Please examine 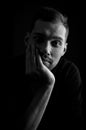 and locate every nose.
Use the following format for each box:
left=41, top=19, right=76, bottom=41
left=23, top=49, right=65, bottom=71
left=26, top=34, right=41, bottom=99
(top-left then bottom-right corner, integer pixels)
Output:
left=41, top=41, right=51, bottom=55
